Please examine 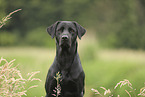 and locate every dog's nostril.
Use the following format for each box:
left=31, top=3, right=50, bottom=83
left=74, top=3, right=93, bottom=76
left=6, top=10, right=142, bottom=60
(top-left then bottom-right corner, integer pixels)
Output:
left=62, top=35, right=68, bottom=40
